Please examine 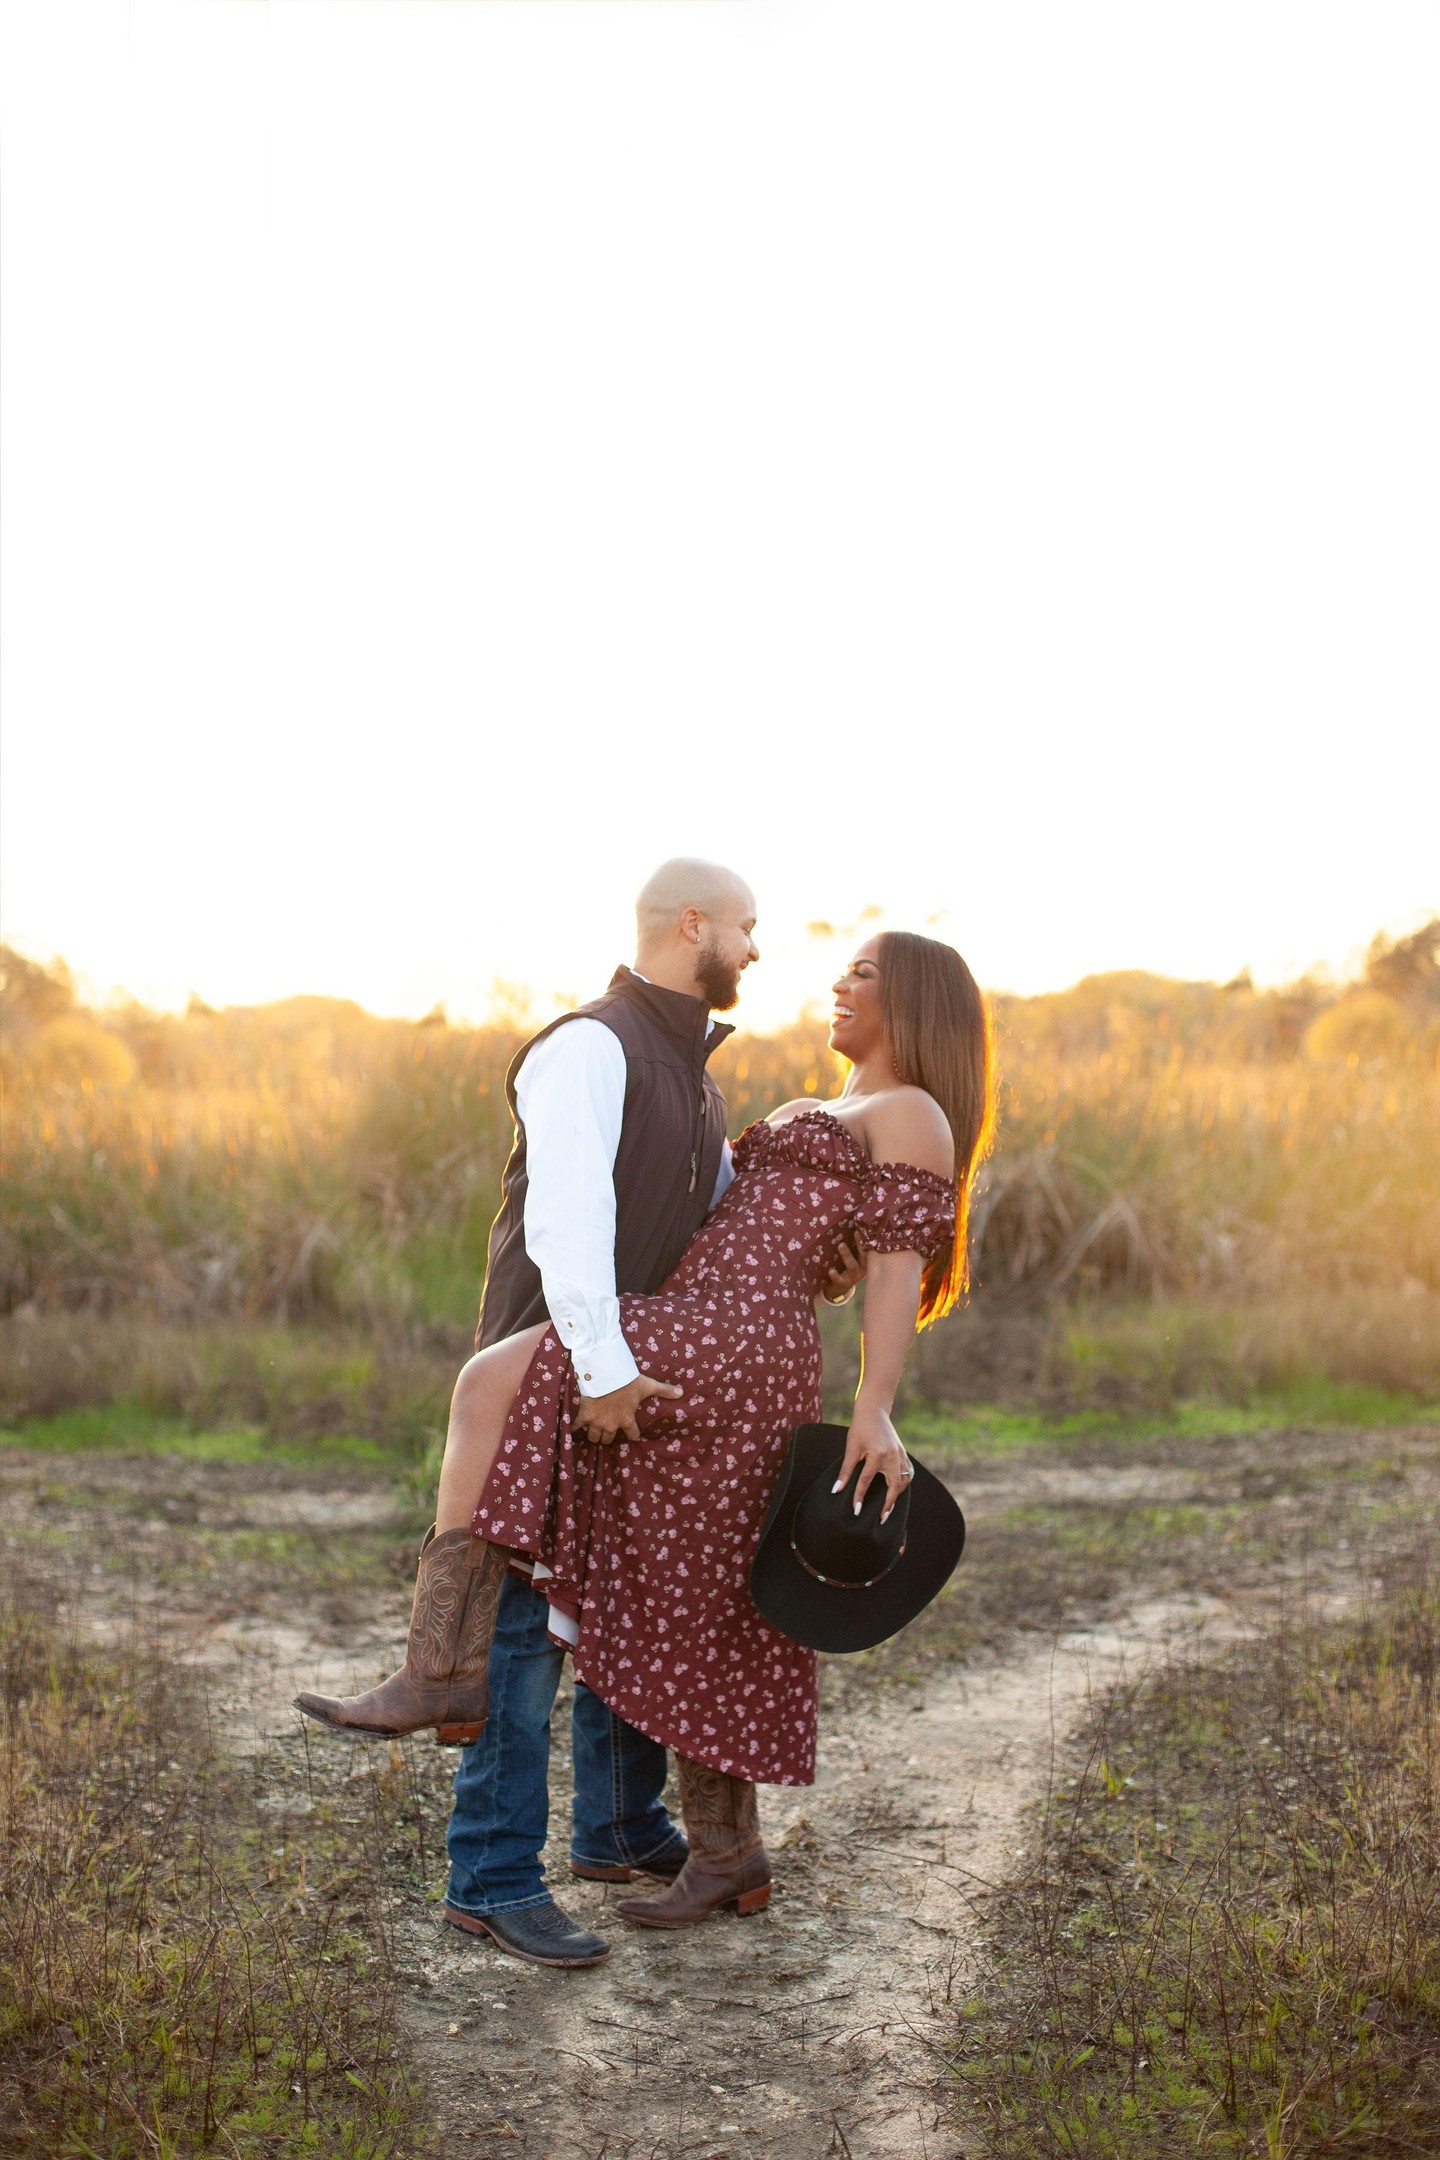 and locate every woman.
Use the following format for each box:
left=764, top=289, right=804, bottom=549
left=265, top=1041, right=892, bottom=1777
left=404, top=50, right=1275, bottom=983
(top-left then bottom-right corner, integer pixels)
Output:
left=298, top=930, right=995, bottom=1925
